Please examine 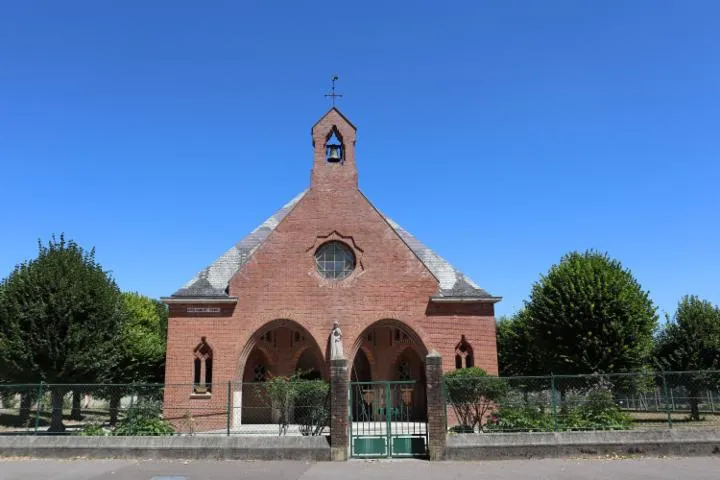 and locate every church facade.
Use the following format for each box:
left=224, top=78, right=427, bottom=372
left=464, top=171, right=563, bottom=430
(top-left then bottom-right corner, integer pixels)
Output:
left=162, top=108, right=500, bottom=433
